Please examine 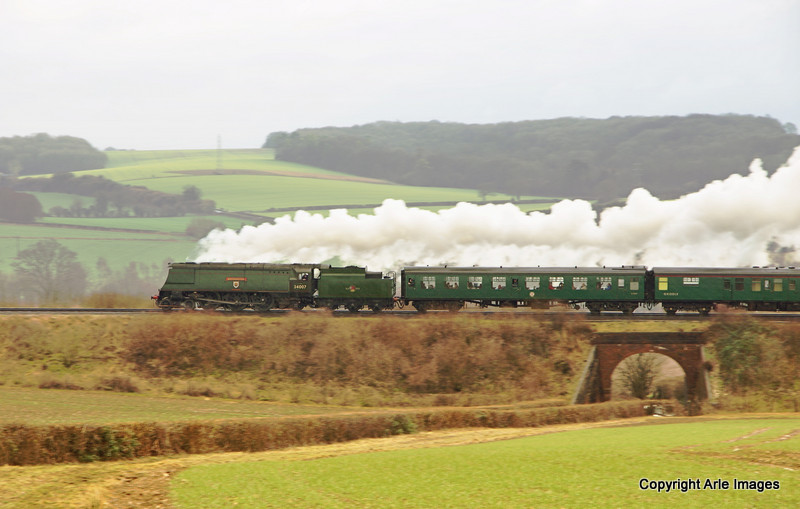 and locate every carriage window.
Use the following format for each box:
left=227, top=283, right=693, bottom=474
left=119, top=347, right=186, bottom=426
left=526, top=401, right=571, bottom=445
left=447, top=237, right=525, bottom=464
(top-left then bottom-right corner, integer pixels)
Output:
left=549, top=276, right=564, bottom=290
left=598, top=277, right=613, bottom=290
left=445, top=276, right=459, bottom=289
left=735, top=278, right=744, bottom=291
left=752, top=279, right=761, bottom=292
left=407, top=277, right=415, bottom=287
left=765, top=279, right=771, bottom=290
left=572, top=277, right=588, bottom=290
left=492, top=276, right=506, bottom=290
left=683, top=277, right=699, bottom=285
left=618, top=278, right=625, bottom=288
left=421, top=276, right=436, bottom=289
left=774, top=279, right=783, bottom=292
left=658, top=277, right=668, bottom=291
left=790, top=279, right=797, bottom=291
left=723, top=279, right=731, bottom=291
left=468, top=276, right=483, bottom=289
left=525, top=277, right=540, bottom=290
left=511, top=278, right=519, bottom=288
left=630, top=279, right=640, bottom=291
